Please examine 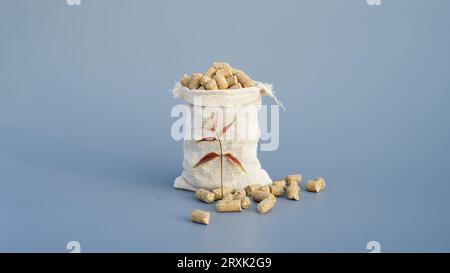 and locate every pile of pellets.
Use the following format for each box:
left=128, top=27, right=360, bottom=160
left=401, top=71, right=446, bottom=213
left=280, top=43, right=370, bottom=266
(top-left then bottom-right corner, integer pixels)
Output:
left=180, top=62, right=256, bottom=90
left=191, top=175, right=327, bottom=225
